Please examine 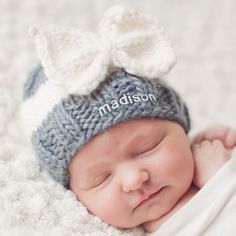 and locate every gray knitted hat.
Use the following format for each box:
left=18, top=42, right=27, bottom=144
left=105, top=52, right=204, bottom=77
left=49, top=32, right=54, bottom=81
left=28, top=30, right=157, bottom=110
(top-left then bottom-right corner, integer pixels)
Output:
left=21, top=5, right=190, bottom=188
